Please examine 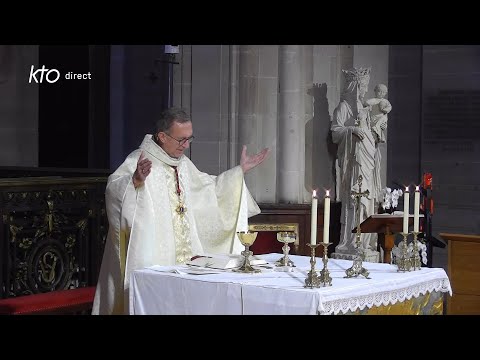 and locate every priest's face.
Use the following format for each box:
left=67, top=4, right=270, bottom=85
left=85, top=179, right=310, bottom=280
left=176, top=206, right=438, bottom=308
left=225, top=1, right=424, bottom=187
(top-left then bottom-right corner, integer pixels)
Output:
left=159, top=120, right=193, bottom=159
